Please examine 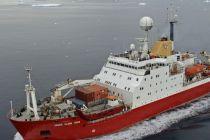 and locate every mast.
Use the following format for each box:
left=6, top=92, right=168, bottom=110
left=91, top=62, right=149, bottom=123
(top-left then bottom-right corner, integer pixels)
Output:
left=167, top=5, right=178, bottom=51
left=25, top=66, right=39, bottom=120
left=10, top=100, right=14, bottom=118
left=139, top=16, right=154, bottom=59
